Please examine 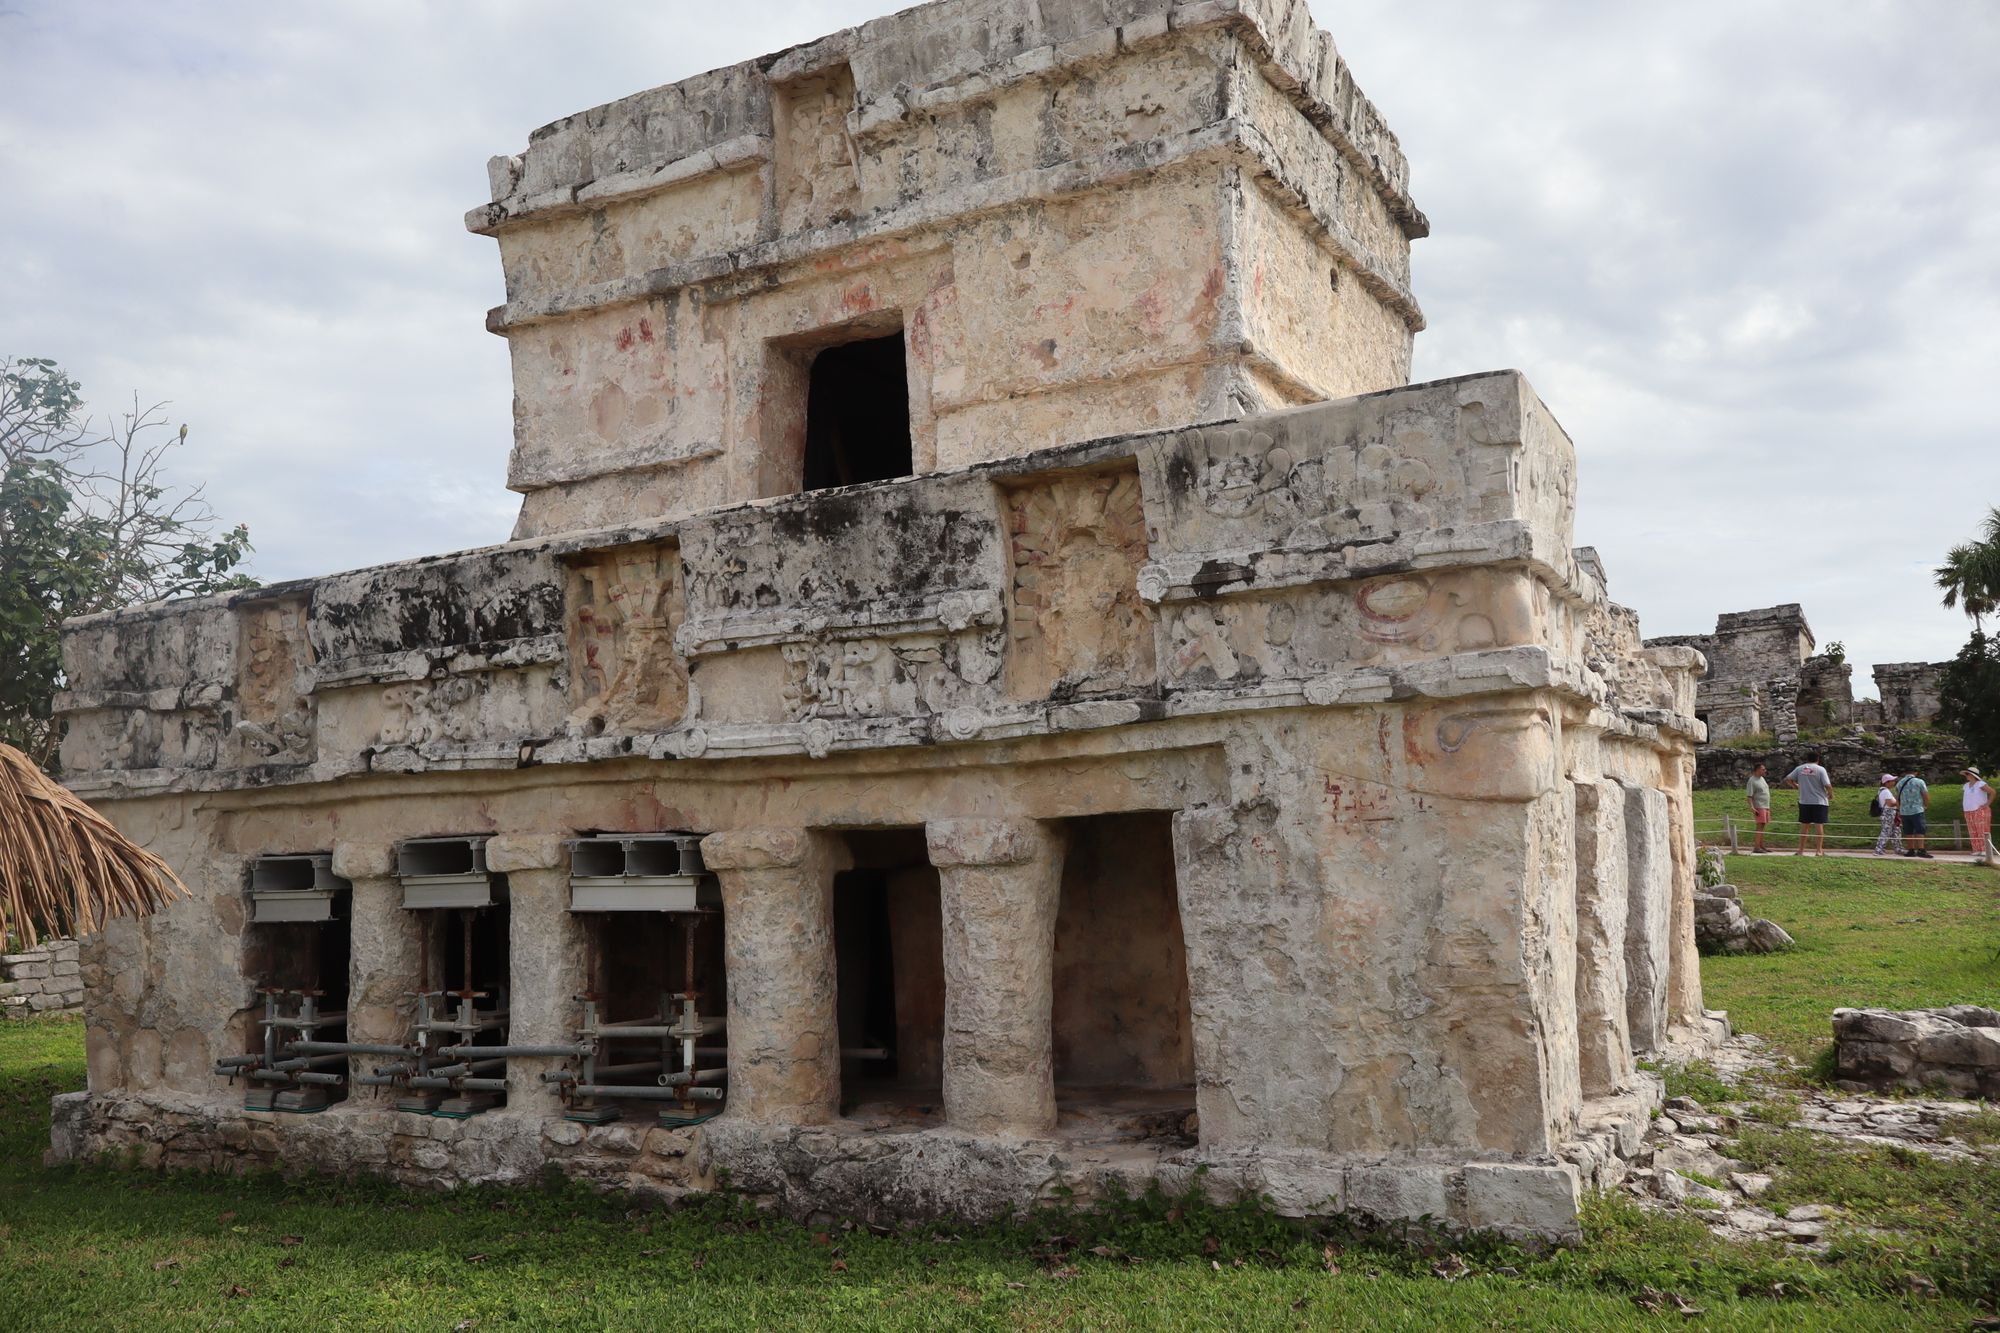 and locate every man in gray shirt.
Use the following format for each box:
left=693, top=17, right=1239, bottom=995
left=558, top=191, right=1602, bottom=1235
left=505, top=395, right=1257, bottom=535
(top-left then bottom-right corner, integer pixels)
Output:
left=1745, top=762, right=1772, bottom=852
left=1783, top=752, right=1833, bottom=856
